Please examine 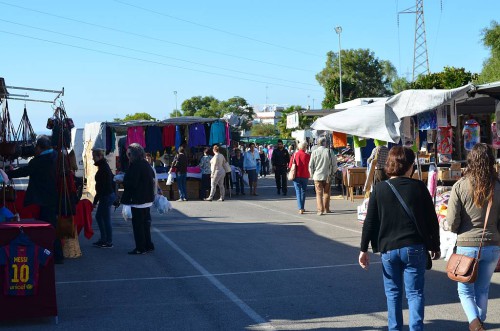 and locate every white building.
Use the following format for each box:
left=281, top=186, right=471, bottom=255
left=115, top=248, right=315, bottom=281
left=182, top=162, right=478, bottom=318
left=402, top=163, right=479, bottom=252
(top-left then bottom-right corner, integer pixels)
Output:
left=253, top=104, right=286, bottom=125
